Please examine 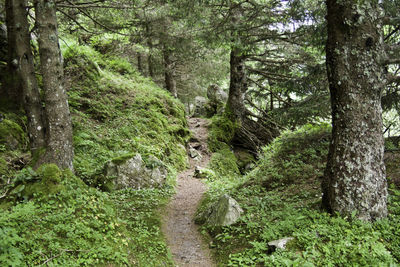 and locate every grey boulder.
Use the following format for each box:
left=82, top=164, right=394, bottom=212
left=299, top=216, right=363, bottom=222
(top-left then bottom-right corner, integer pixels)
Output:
left=105, top=154, right=167, bottom=190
